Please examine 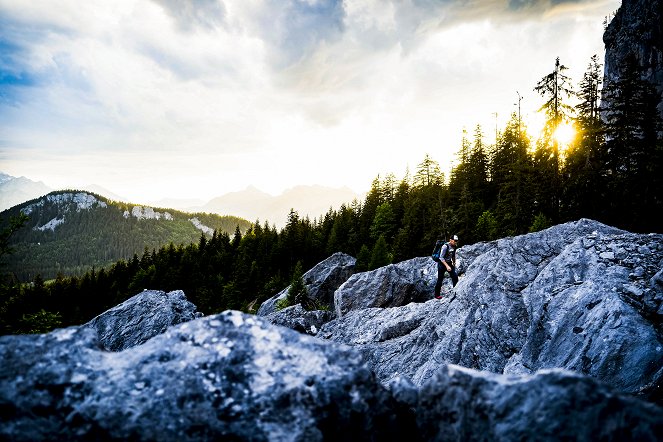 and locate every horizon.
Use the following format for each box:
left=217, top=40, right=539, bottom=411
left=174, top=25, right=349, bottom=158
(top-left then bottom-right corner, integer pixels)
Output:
left=1, top=0, right=621, bottom=202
